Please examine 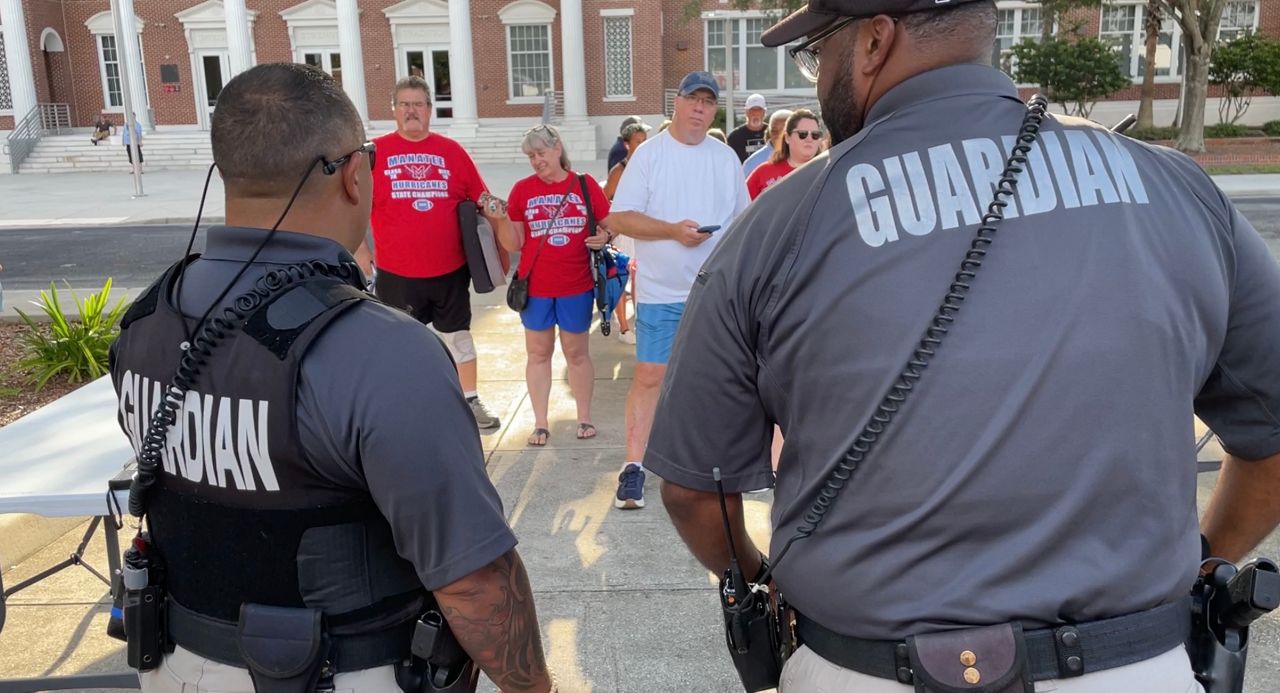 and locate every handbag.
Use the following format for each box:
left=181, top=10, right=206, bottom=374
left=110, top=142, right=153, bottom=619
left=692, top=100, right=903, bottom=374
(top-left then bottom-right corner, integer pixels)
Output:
left=505, top=175, right=582, bottom=312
